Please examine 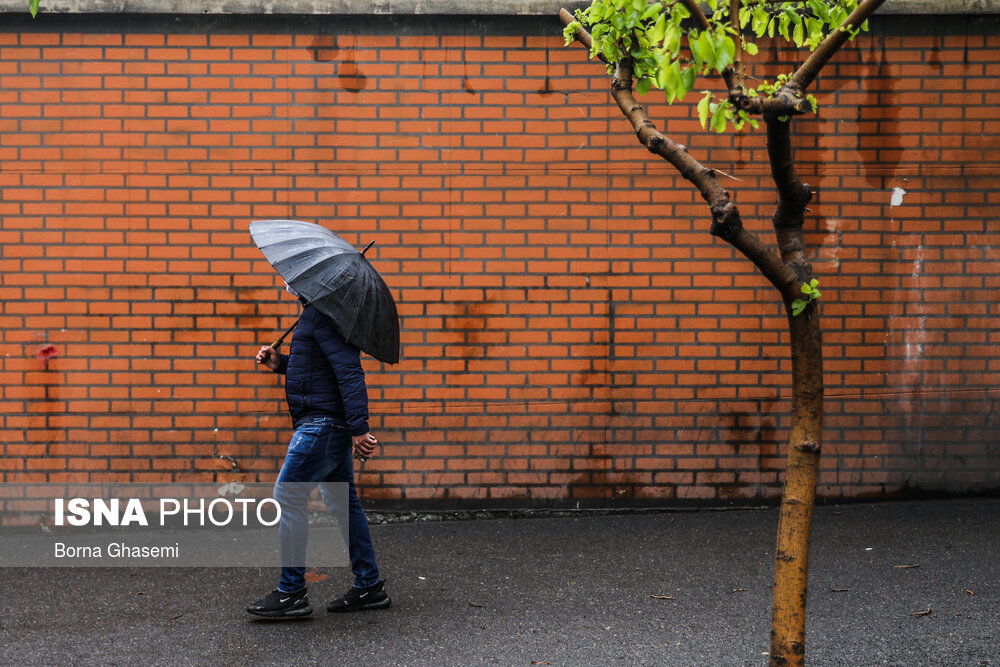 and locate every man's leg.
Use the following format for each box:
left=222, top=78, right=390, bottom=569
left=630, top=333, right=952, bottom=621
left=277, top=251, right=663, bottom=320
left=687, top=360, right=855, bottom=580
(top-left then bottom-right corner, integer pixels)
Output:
left=321, top=473, right=380, bottom=587
left=247, top=418, right=337, bottom=618
left=322, top=441, right=390, bottom=612
left=274, top=478, right=311, bottom=595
